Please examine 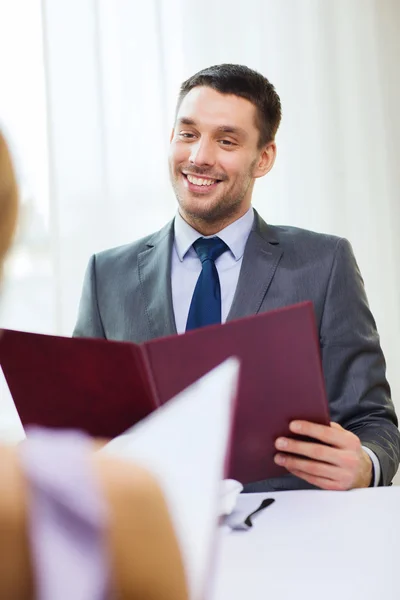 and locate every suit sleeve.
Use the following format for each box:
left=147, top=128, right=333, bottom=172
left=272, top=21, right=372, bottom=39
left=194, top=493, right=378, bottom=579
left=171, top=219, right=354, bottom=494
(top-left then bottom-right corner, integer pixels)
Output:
left=73, top=255, right=106, bottom=339
left=320, top=237, right=400, bottom=485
